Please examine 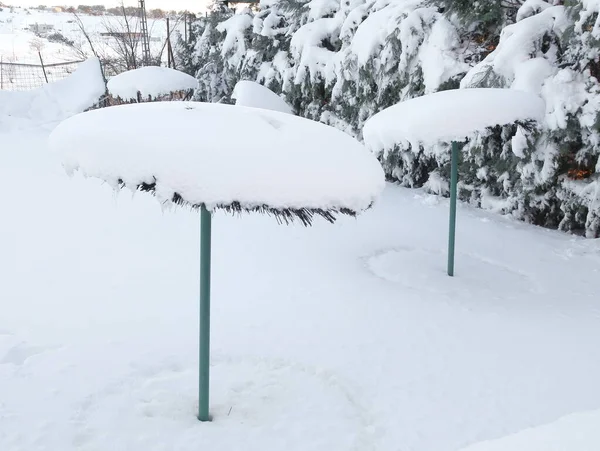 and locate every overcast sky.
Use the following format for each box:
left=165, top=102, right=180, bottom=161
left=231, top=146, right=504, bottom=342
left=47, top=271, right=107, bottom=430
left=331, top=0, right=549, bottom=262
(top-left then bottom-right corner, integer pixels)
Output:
left=9, top=0, right=211, bottom=13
